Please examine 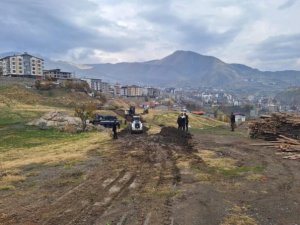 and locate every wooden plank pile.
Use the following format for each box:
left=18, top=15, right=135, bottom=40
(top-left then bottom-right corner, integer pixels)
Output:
left=249, top=113, right=300, bottom=141
left=249, top=113, right=300, bottom=160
